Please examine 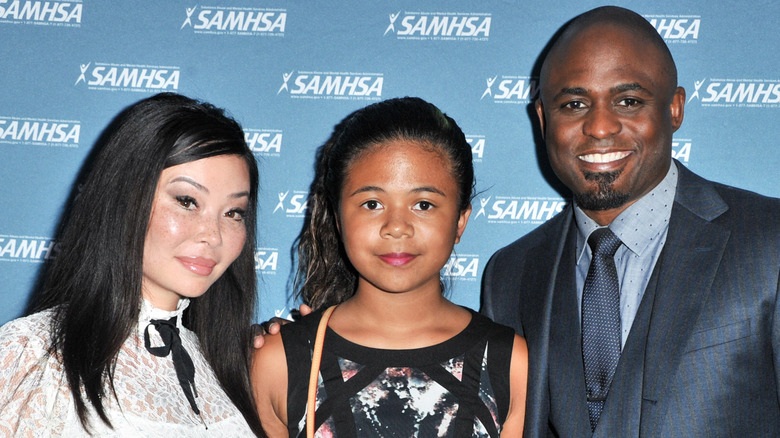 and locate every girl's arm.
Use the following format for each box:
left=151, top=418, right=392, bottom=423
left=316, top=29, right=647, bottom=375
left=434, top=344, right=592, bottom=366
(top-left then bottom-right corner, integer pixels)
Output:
left=251, top=332, right=290, bottom=437
left=501, top=334, right=528, bottom=437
